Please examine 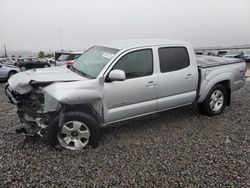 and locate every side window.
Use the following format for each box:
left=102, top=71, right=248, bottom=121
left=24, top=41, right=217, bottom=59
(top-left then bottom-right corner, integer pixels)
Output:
left=112, top=49, right=153, bottom=79
left=158, top=47, right=190, bottom=73
left=23, top=58, right=29, bottom=62
left=31, top=58, right=38, bottom=62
